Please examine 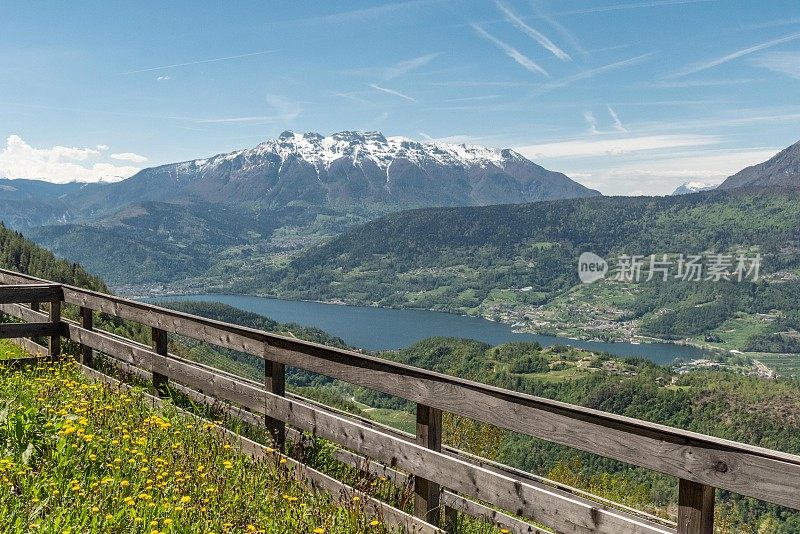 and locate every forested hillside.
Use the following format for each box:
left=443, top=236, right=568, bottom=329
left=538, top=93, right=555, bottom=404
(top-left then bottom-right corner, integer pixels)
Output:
left=0, top=222, right=107, bottom=291
left=258, top=188, right=800, bottom=347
